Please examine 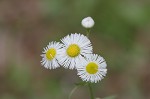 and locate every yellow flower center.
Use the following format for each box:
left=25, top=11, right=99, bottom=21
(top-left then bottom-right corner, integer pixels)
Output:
left=46, top=48, right=56, bottom=60
left=86, top=62, right=98, bottom=74
left=67, top=44, right=80, bottom=57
